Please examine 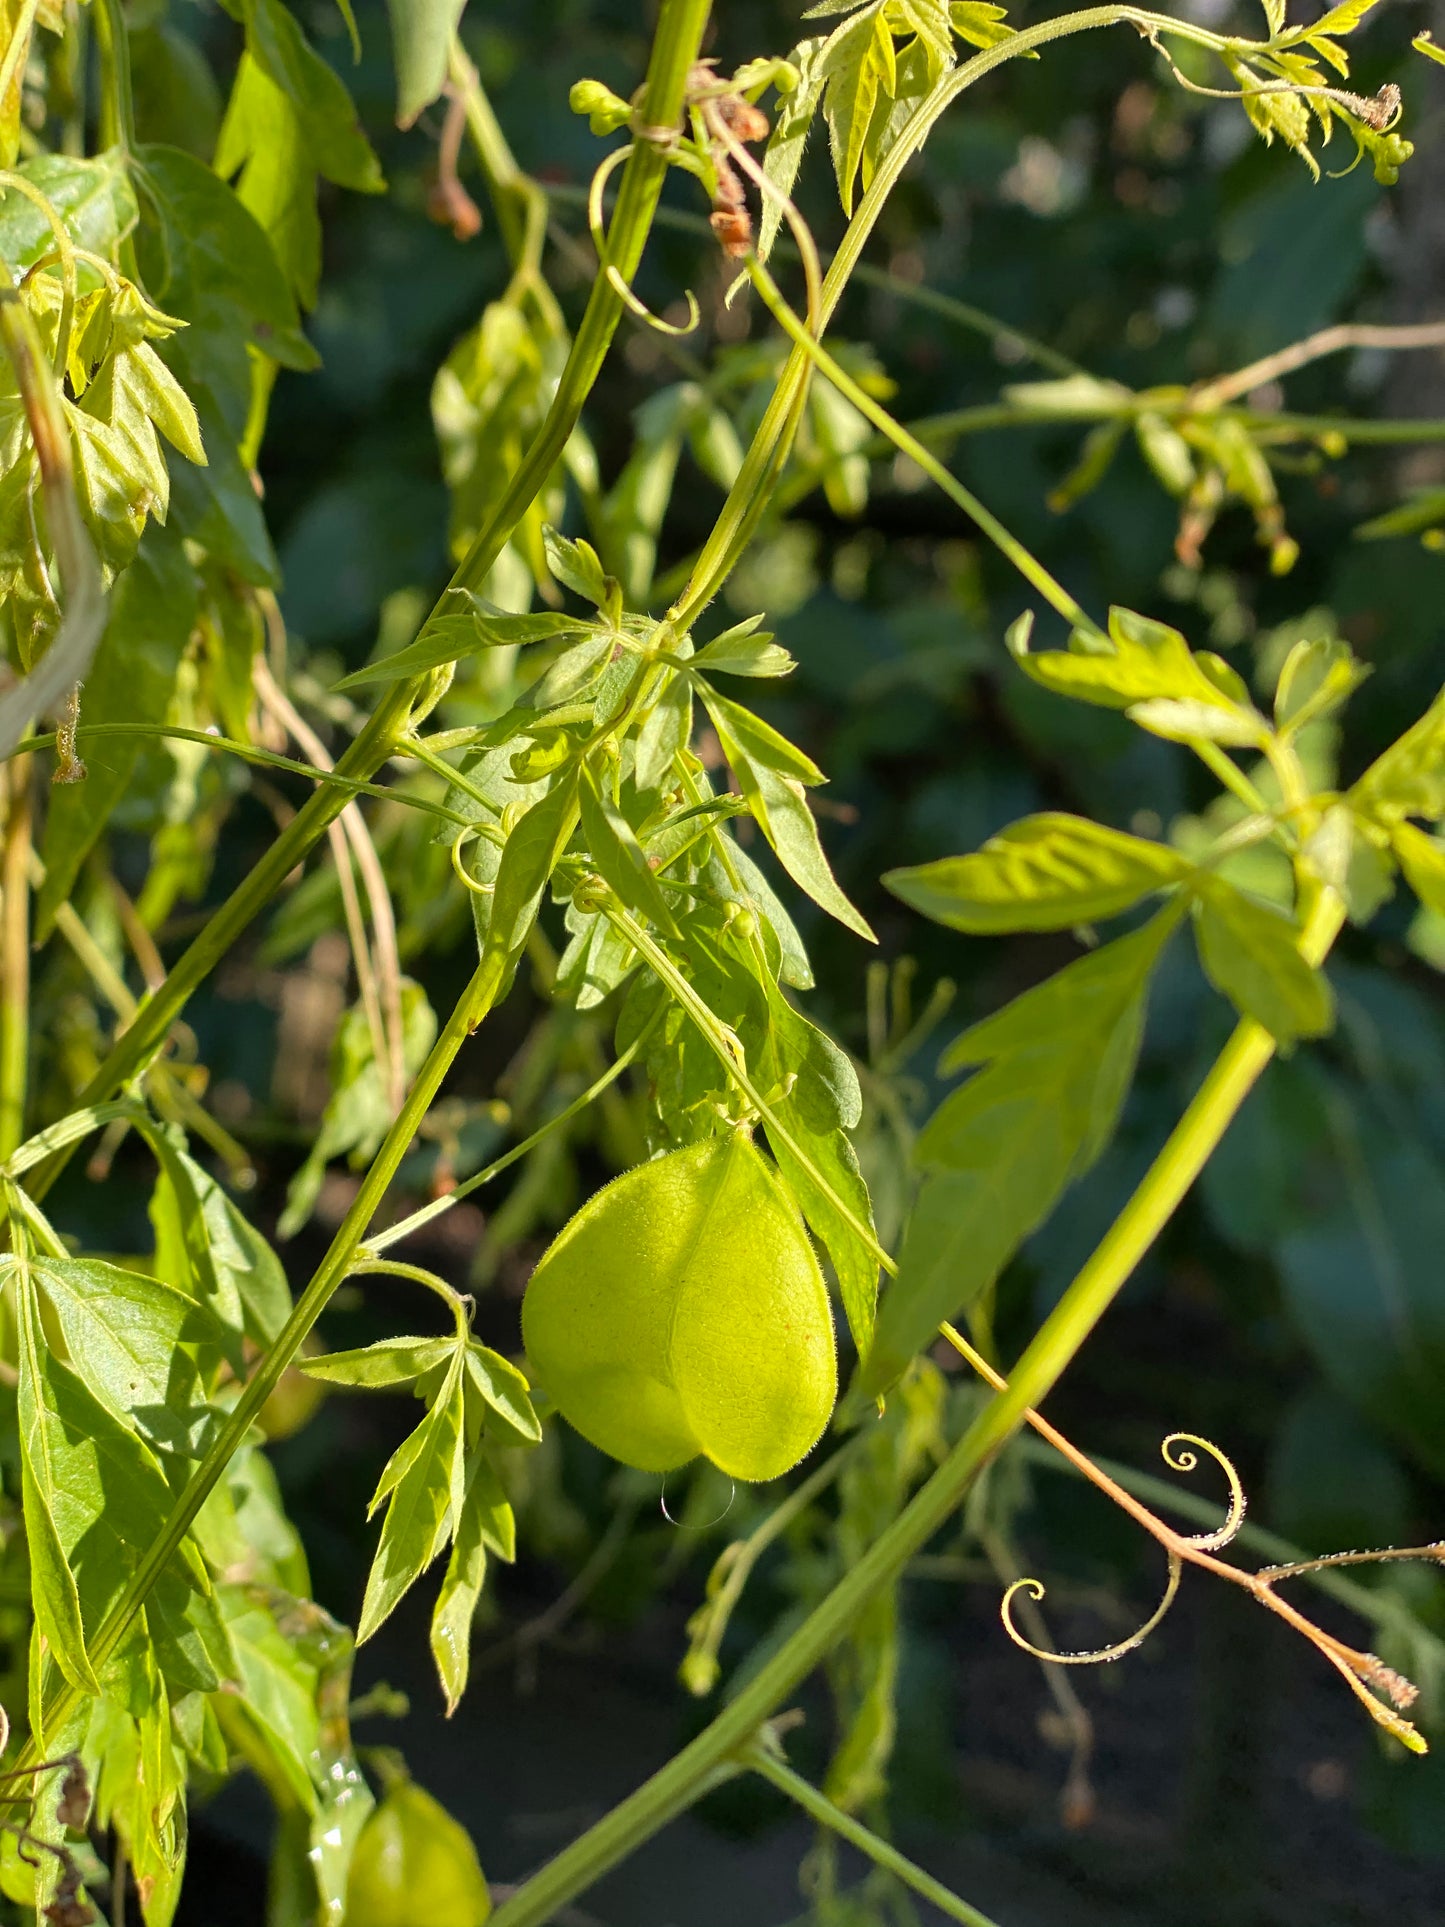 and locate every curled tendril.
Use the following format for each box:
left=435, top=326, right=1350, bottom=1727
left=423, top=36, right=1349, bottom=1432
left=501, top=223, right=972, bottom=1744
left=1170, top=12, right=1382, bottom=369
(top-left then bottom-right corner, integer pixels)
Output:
left=661, top=1473, right=737, bottom=1530
left=587, top=145, right=701, bottom=338
left=1000, top=1552, right=1182, bottom=1667
left=449, top=828, right=493, bottom=899
left=1160, top=1432, right=1247, bottom=1552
